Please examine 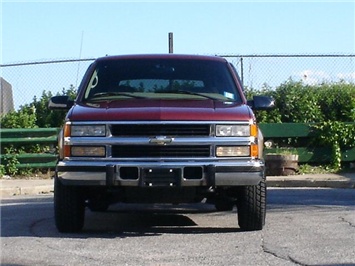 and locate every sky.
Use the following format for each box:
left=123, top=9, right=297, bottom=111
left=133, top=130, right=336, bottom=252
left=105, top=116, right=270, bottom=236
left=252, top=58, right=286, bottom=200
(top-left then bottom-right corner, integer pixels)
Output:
left=0, top=1, right=354, bottom=110
left=1, top=1, right=354, bottom=63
